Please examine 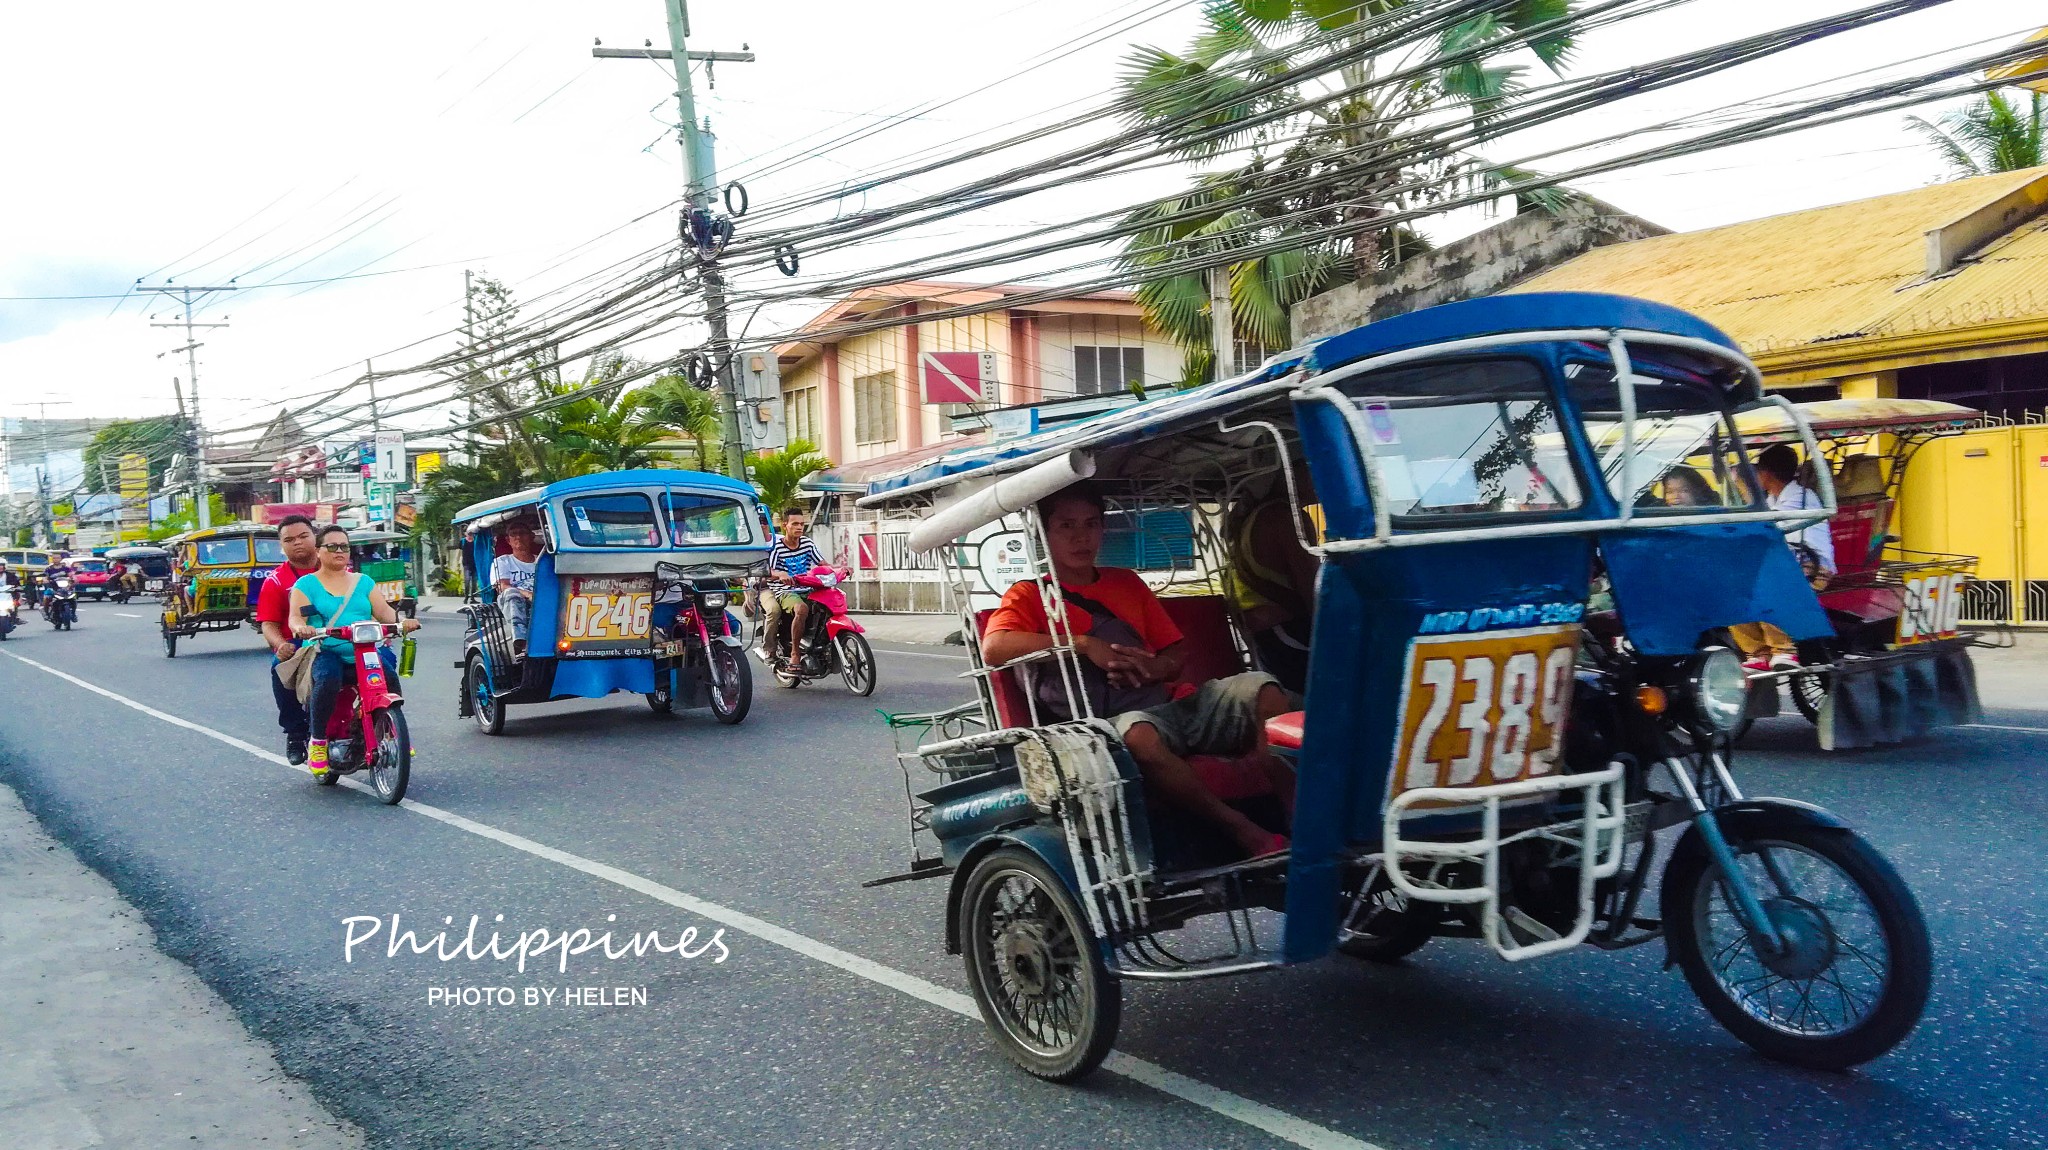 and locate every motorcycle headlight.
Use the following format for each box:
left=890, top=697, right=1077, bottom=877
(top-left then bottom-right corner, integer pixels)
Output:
left=698, top=591, right=727, bottom=609
left=1688, top=647, right=1748, bottom=734
left=350, top=621, right=386, bottom=644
